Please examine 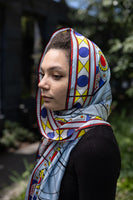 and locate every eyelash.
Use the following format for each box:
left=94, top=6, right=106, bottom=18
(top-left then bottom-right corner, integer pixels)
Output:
left=38, top=72, right=63, bottom=80
left=39, top=72, right=44, bottom=80
left=53, top=75, right=63, bottom=80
